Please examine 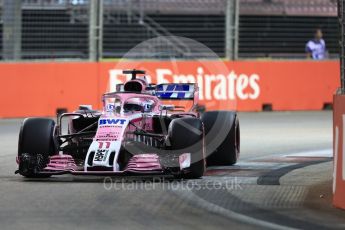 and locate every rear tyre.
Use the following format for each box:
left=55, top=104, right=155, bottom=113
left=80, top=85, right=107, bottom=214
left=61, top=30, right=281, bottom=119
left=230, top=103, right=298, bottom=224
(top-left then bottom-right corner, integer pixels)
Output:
left=201, top=111, right=240, bottom=166
left=18, top=118, right=57, bottom=177
left=168, top=117, right=205, bottom=179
